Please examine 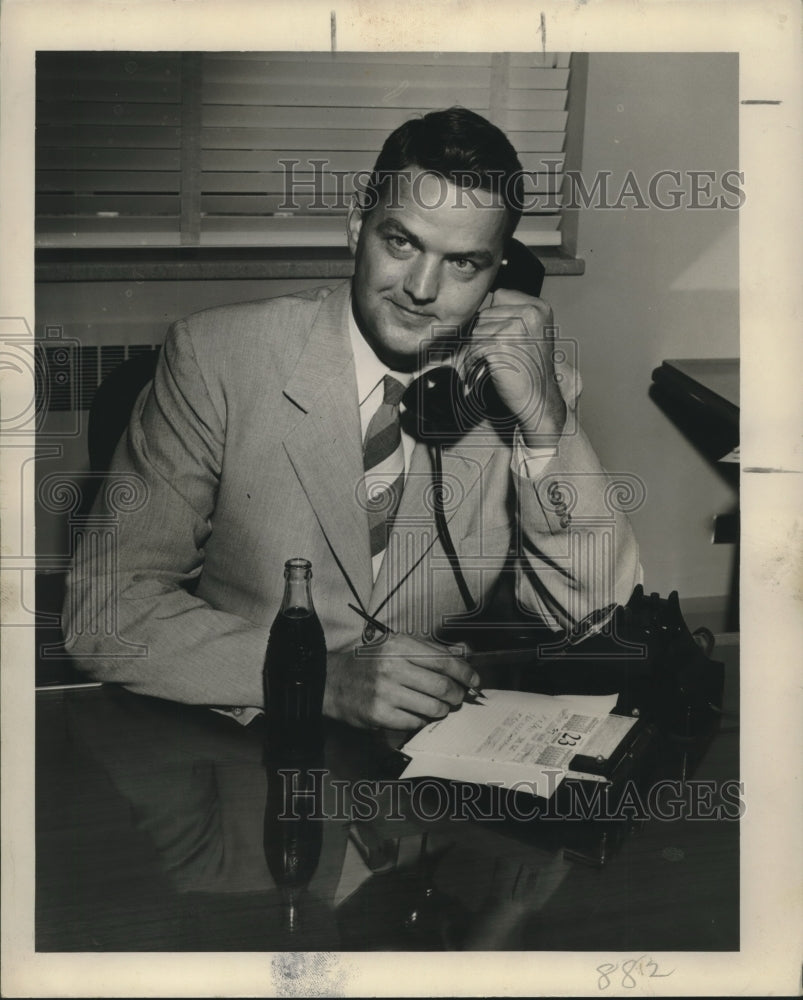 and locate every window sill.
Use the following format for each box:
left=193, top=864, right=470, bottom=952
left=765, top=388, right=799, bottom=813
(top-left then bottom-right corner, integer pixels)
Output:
left=35, top=246, right=585, bottom=283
